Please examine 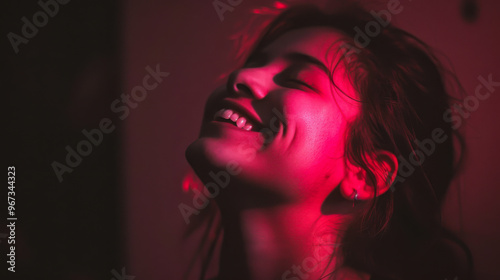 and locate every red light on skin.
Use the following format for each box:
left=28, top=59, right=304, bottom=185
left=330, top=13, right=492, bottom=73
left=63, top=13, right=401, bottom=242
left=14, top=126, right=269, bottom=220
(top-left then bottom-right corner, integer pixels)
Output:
left=252, top=7, right=277, bottom=15
left=182, top=173, right=192, bottom=192
left=185, top=27, right=377, bottom=280
left=252, top=8, right=262, bottom=14
left=182, top=170, right=204, bottom=193
left=274, top=1, right=287, bottom=9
